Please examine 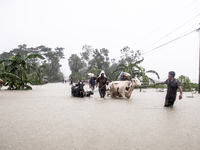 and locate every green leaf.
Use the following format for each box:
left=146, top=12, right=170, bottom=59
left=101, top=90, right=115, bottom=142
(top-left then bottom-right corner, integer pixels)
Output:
left=0, top=72, right=21, bottom=80
left=146, top=70, right=160, bottom=79
left=25, top=54, right=45, bottom=60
